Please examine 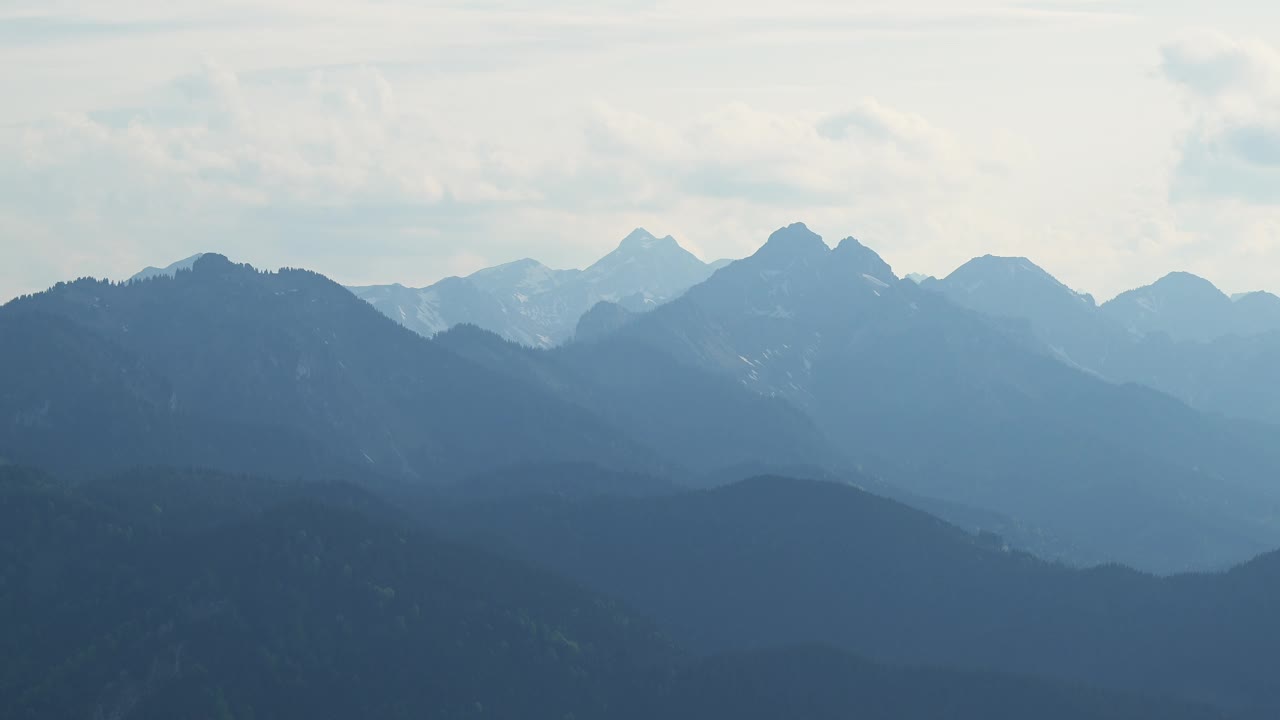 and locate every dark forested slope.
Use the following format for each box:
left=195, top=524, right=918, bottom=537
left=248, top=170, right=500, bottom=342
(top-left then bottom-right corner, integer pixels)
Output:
left=0, top=466, right=674, bottom=719
left=432, top=474, right=1280, bottom=713
left=0, top=466, right=1233, bottom=720
left=0, top=255, right=662, bottom=481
